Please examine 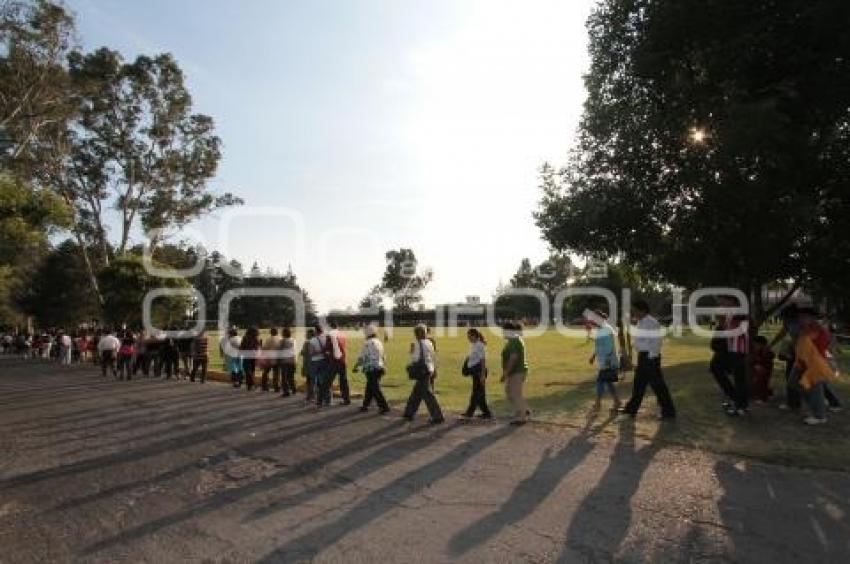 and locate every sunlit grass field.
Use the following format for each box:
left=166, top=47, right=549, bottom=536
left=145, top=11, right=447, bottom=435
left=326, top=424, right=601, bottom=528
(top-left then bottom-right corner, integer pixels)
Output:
left=205, top=326, right=850, bottom=470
